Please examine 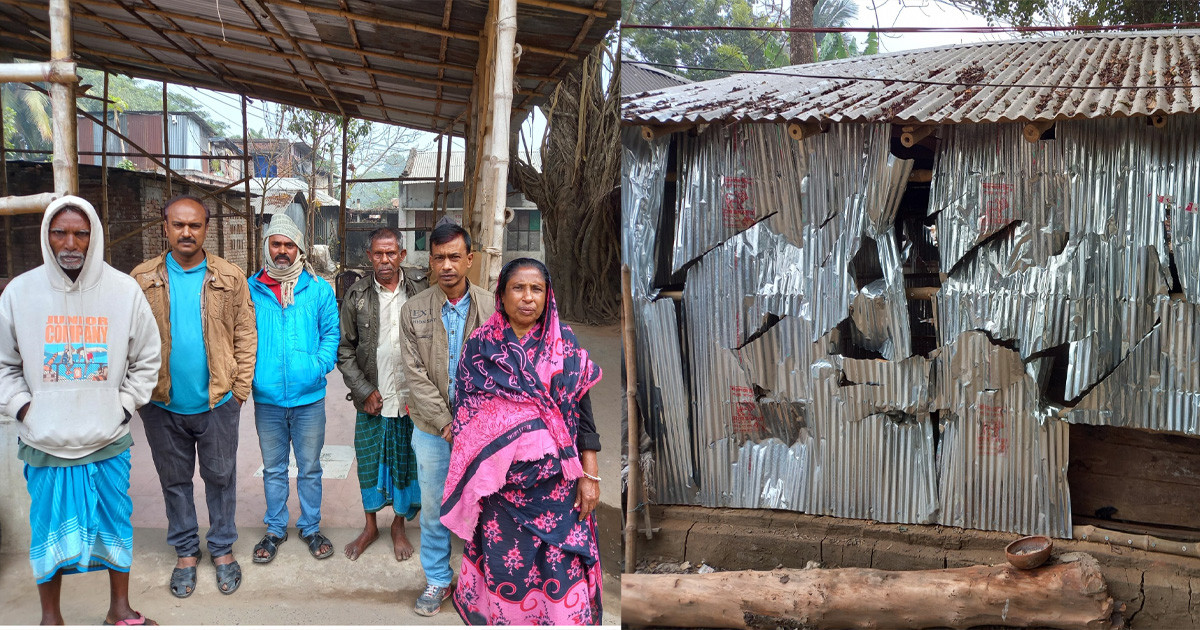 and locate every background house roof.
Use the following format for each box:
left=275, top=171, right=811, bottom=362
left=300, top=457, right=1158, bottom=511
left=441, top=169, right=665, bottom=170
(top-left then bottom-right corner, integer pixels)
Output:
left=620, top=58, right=691, bottom=96
left=402, top=149, right=542, bottom=182
left=623, top=29, right=1200, bottom=127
